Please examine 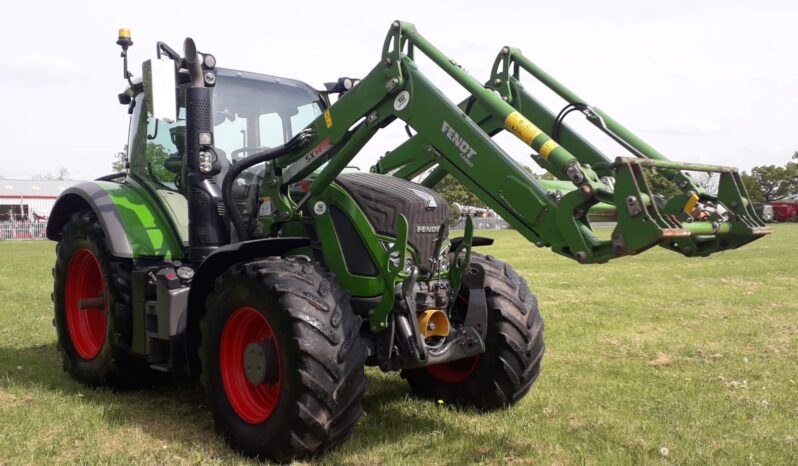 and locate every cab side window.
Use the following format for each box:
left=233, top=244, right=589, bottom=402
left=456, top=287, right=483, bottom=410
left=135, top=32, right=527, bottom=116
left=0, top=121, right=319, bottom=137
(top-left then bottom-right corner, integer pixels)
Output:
left=128, top=94, right=186, bottom=192
left=144, top=108, right=186, bottom=189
